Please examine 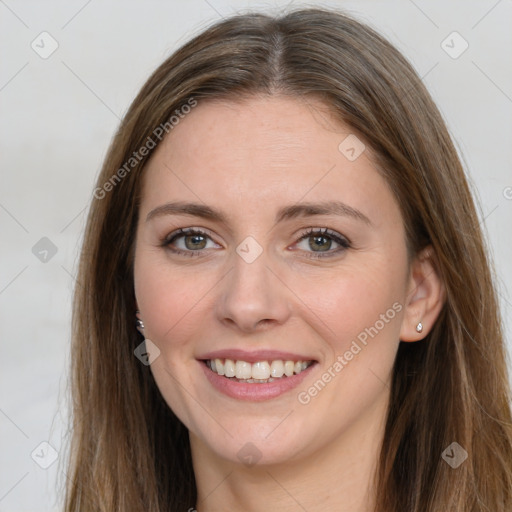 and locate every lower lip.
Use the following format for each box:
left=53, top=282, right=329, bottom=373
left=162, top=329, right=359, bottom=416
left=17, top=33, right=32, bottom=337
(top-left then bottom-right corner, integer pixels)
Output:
left=199, top=361, right=316, bottom=401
